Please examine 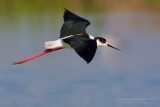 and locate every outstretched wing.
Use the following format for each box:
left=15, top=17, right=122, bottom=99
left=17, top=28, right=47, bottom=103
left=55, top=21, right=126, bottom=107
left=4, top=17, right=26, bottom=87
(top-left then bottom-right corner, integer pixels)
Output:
left=60, top=9, right=90, bottom=38
left=63, top=34, right=97, bottom=63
